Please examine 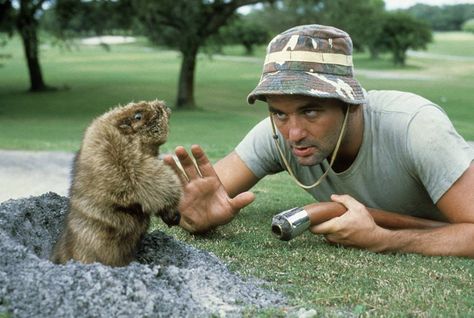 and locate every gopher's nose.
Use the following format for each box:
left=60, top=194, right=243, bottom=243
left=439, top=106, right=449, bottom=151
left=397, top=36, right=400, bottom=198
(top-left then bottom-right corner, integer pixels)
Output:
left=161, top=211, right=181, bottom=227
